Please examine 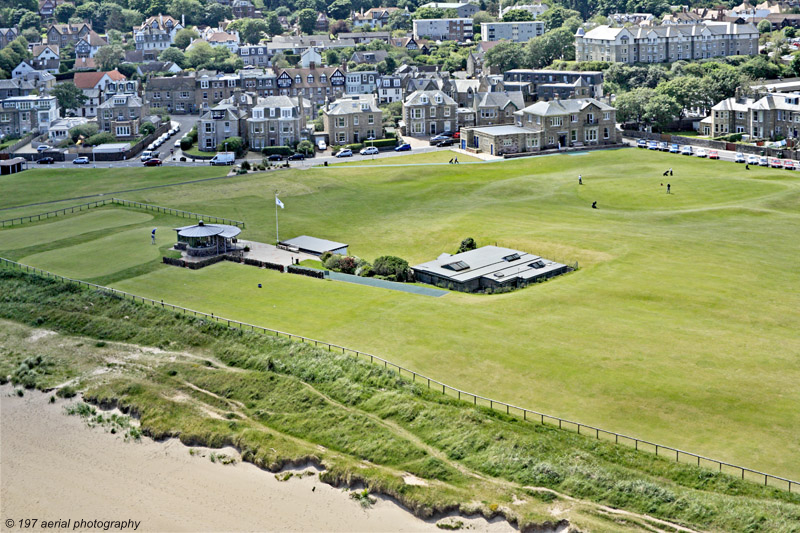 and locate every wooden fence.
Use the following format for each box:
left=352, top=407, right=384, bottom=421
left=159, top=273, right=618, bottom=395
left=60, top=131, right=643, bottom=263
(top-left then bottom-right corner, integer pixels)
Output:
left=0, top=198, right=245, bottom=228
left=0, top=256, right=796, bottom=494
